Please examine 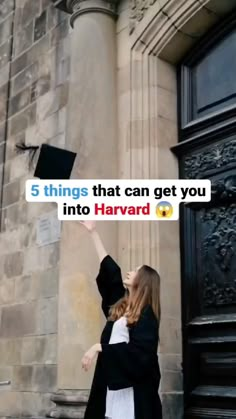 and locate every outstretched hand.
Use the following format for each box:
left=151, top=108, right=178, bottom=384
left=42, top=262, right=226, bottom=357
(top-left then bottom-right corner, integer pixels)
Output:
left=79, top=221, right=96, bottom=232
left=81, top=343, right=101, bottom=371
